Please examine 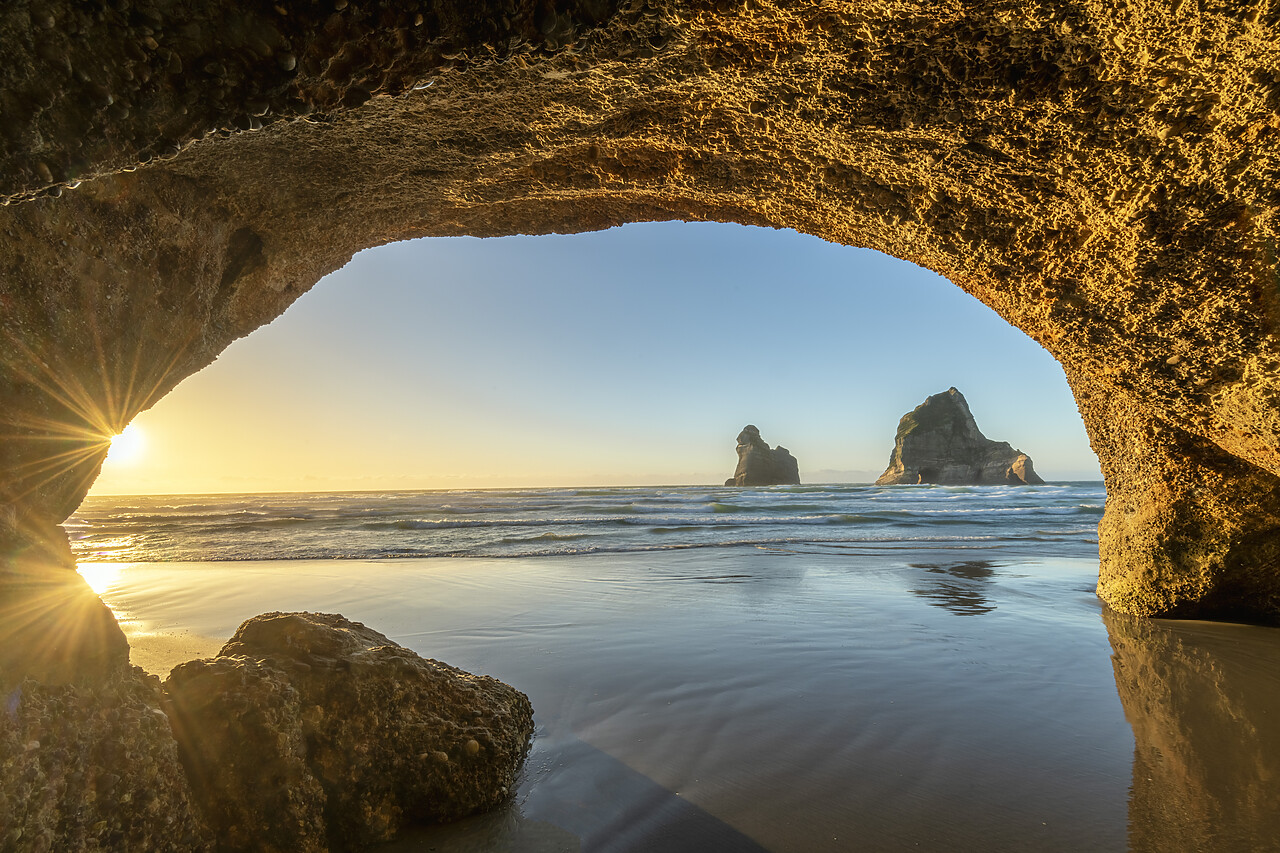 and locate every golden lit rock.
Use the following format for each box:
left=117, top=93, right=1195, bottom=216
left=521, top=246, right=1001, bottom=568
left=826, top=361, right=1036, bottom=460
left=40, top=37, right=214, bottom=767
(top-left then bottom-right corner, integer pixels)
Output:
left=0, top=2, right=1278, bottom=618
